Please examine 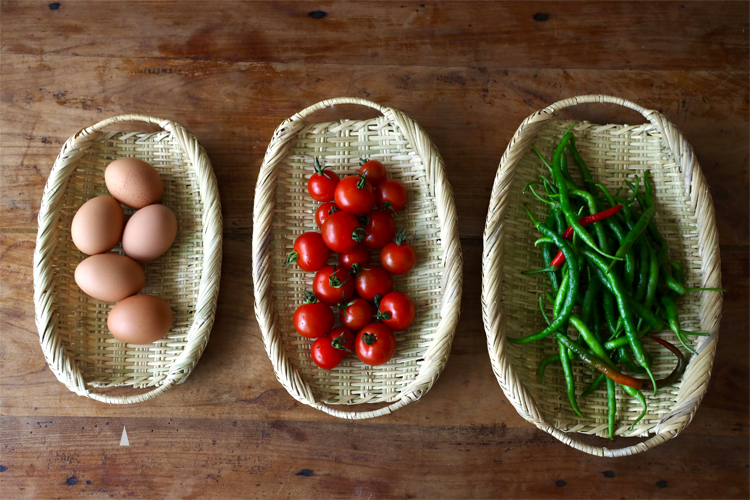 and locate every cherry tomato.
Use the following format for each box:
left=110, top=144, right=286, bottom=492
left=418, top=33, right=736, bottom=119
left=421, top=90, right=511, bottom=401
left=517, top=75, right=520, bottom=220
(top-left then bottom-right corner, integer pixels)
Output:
left=361, top=209, right=396, bottom=250
left=313, top=265, right=355, bottom=306
left=322, top=211, right=363, bottom=253
left=375, top=179, right=408, bottom=213
left=315, top=202, right=340, bottom=229
left=380, top=230, right=417, bottom=274
left=339, top=298, right=373, bottom=332
left=285, top=232, right=330, bottom=272
left=334, top=174, right=375, bottom=215
left=308, top=158, right=340, bottom=202
left=354, top=266, right=393, bottom=301
left=339, top=243, right=370, bottom=270
left=376, top=292, right=416, bottom=331
left=293, top=292, right=335, bottom=339
left=358, top=159, right=387, bottom=186
left=312, top=327, right=355, bottom=370
left=355, top=323, right=396, bottom=366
